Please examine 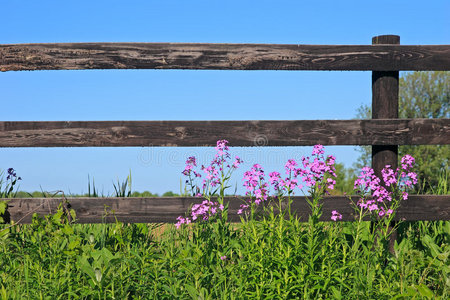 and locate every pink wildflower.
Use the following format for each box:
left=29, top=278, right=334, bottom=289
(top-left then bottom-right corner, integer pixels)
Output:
left=353, top=154, right=417, bottom=219
left=312, top=144, right=325, bottom=155
left=285, top=159, right=298, bottom=173
left=331, top=210, right=342, bottom=221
